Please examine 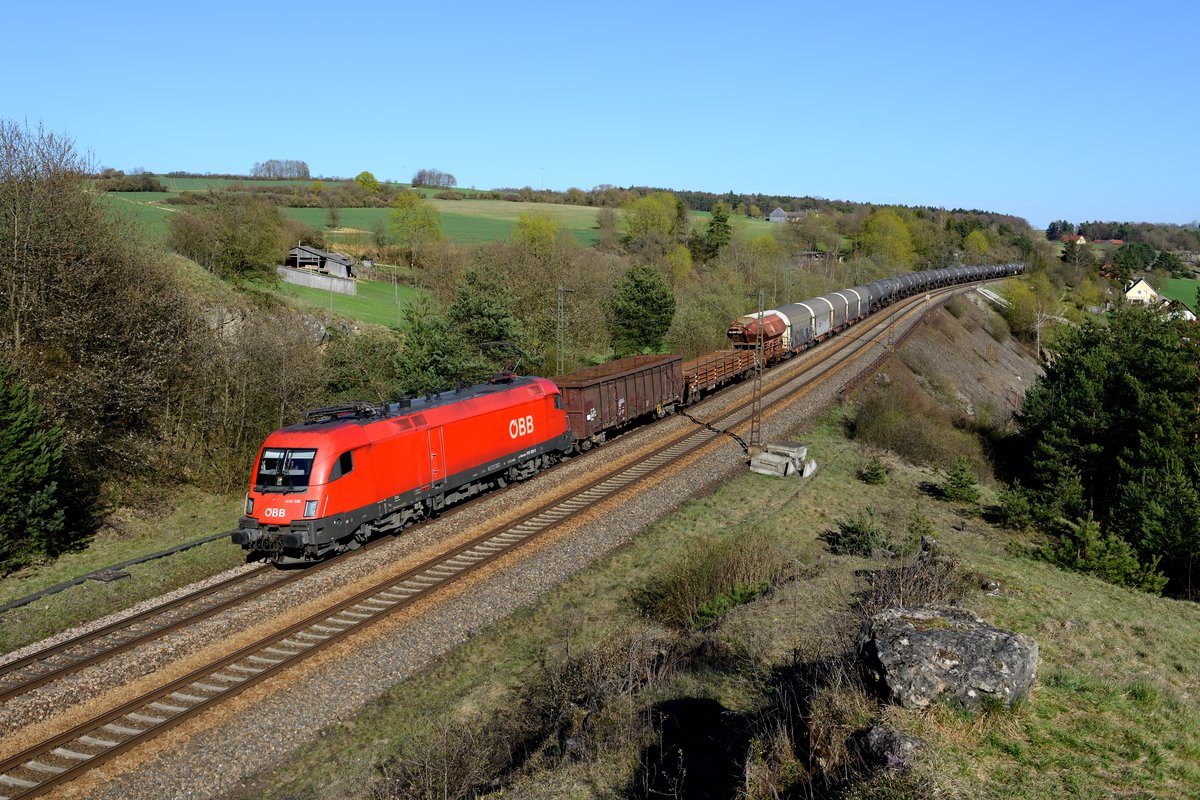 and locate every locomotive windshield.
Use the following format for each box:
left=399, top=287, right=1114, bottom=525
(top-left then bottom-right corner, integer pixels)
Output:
left=256, top=448, right=317, bottom=491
